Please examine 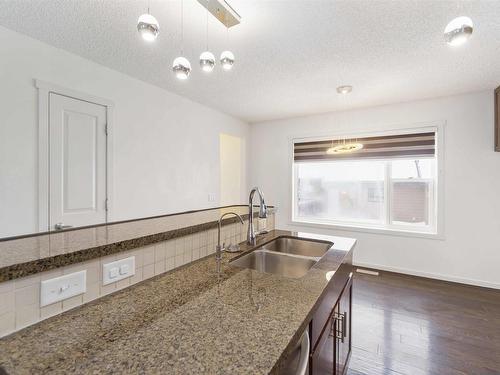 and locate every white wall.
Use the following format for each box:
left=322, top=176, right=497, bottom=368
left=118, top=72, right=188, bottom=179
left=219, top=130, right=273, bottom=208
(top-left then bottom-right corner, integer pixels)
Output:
left=0, top=26, right=249, bottom=237
left=250, top=91, right=500, bottom=289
